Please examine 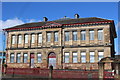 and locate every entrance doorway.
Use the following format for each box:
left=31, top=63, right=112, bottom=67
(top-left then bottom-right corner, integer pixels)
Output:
left=48, top=52, right=56, bottom=68
left=30, top=53, right=34, bottom=68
